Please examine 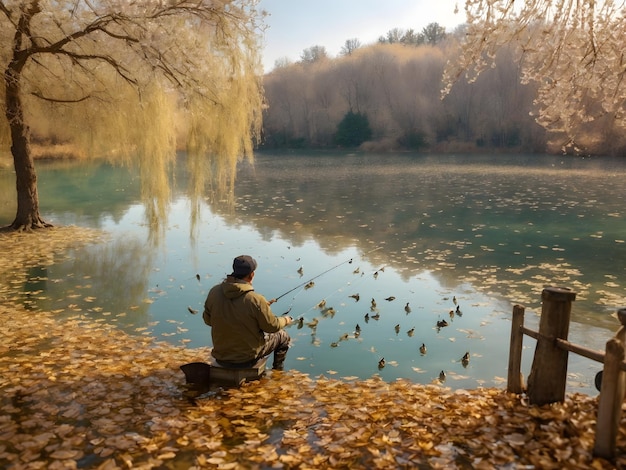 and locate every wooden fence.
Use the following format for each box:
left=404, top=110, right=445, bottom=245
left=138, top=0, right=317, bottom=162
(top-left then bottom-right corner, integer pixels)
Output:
left=507, top=286, right=626, bottom=460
